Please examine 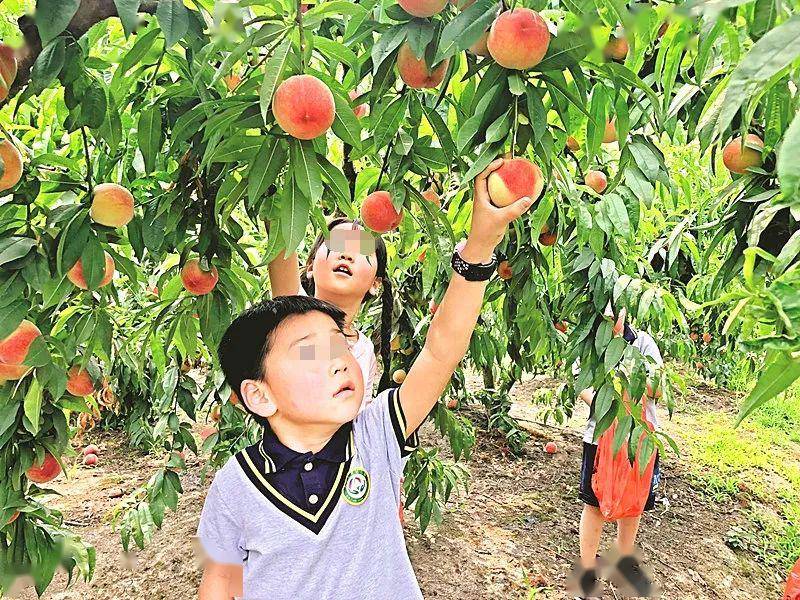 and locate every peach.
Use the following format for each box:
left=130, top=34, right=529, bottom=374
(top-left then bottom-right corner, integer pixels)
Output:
left=181, top=259, right=219, bottom=295
left=399, top=0, right=447, bottom=17
left=82, top=453, right=98, bottom=466
left=0, top=139, right=22, bottom=192
left=67, top=252, right=115, bottom=290
left=604, top=37, right=628, bottom=61
left=497, top=260, right=513, bottom=280
left=722, top=134, right=764, bottom=174
left=392, top=369, right=407, bottom=384
left=539, top=224, right=557, bottom=246
left=90, top=183, right=134, bottom=227
left=361, top=191, right=402, bottom=232
left=0, top=320, right=41, bottom=366
left=446, top=397, right=458, bottom=409
left=469, top=31, right=490, bottom=57
left=689, top=332, right=698, bottom=342
left=602, top=120, right=617, bottom=144
left=554, top=321, right=567, bottom=333
left=224, top=74, right=241, bottom=91
left=487, top=9, right=550, bottom=70
left=210, top=405, right=221, bottom=422
left=544, top=441, right=557, bottom=454
left=83, top=444, right=100, bottom=456
left=0, top=363, right=28, bottom=381
left=585, top=170, right=607, bottom=193
left=199, top=425, right=217, bottom=441
left=396, top=43, right=449, bottom=89
left=422, top=188, right=441, bottom=207
left=0, top=44, right=17, bottom=102
left=566, top=136, right=580, bottom=151
left=66, top=366, right=94, bottom=397
left=349, top=90, right=368, bottom=118
left=272, top=74, right=335, bottom=140
left=229, top=390, right=239, bottom=406
left=702, top=332, right=712, bottom=344
left=487, top=158, right=545, bottom=207
left=26, top=452, right=61, bottom=483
